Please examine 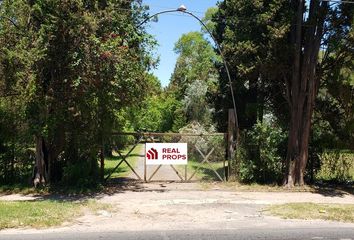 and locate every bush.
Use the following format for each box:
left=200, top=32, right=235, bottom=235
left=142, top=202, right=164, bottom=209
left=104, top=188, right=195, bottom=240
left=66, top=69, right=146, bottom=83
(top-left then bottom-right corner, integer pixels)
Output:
left=110, top=134, right=136, bottom=150
left=0, top=104, right=33, bottom=184
left=62, top=153, right=99, bottom=187
left=178, top=122, right=225, bottom=163
left=0, top=146, right=34, bottom=185
left=316, top=151, right=354, bottom=183
left=236, top=120, right=286, bottom=183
